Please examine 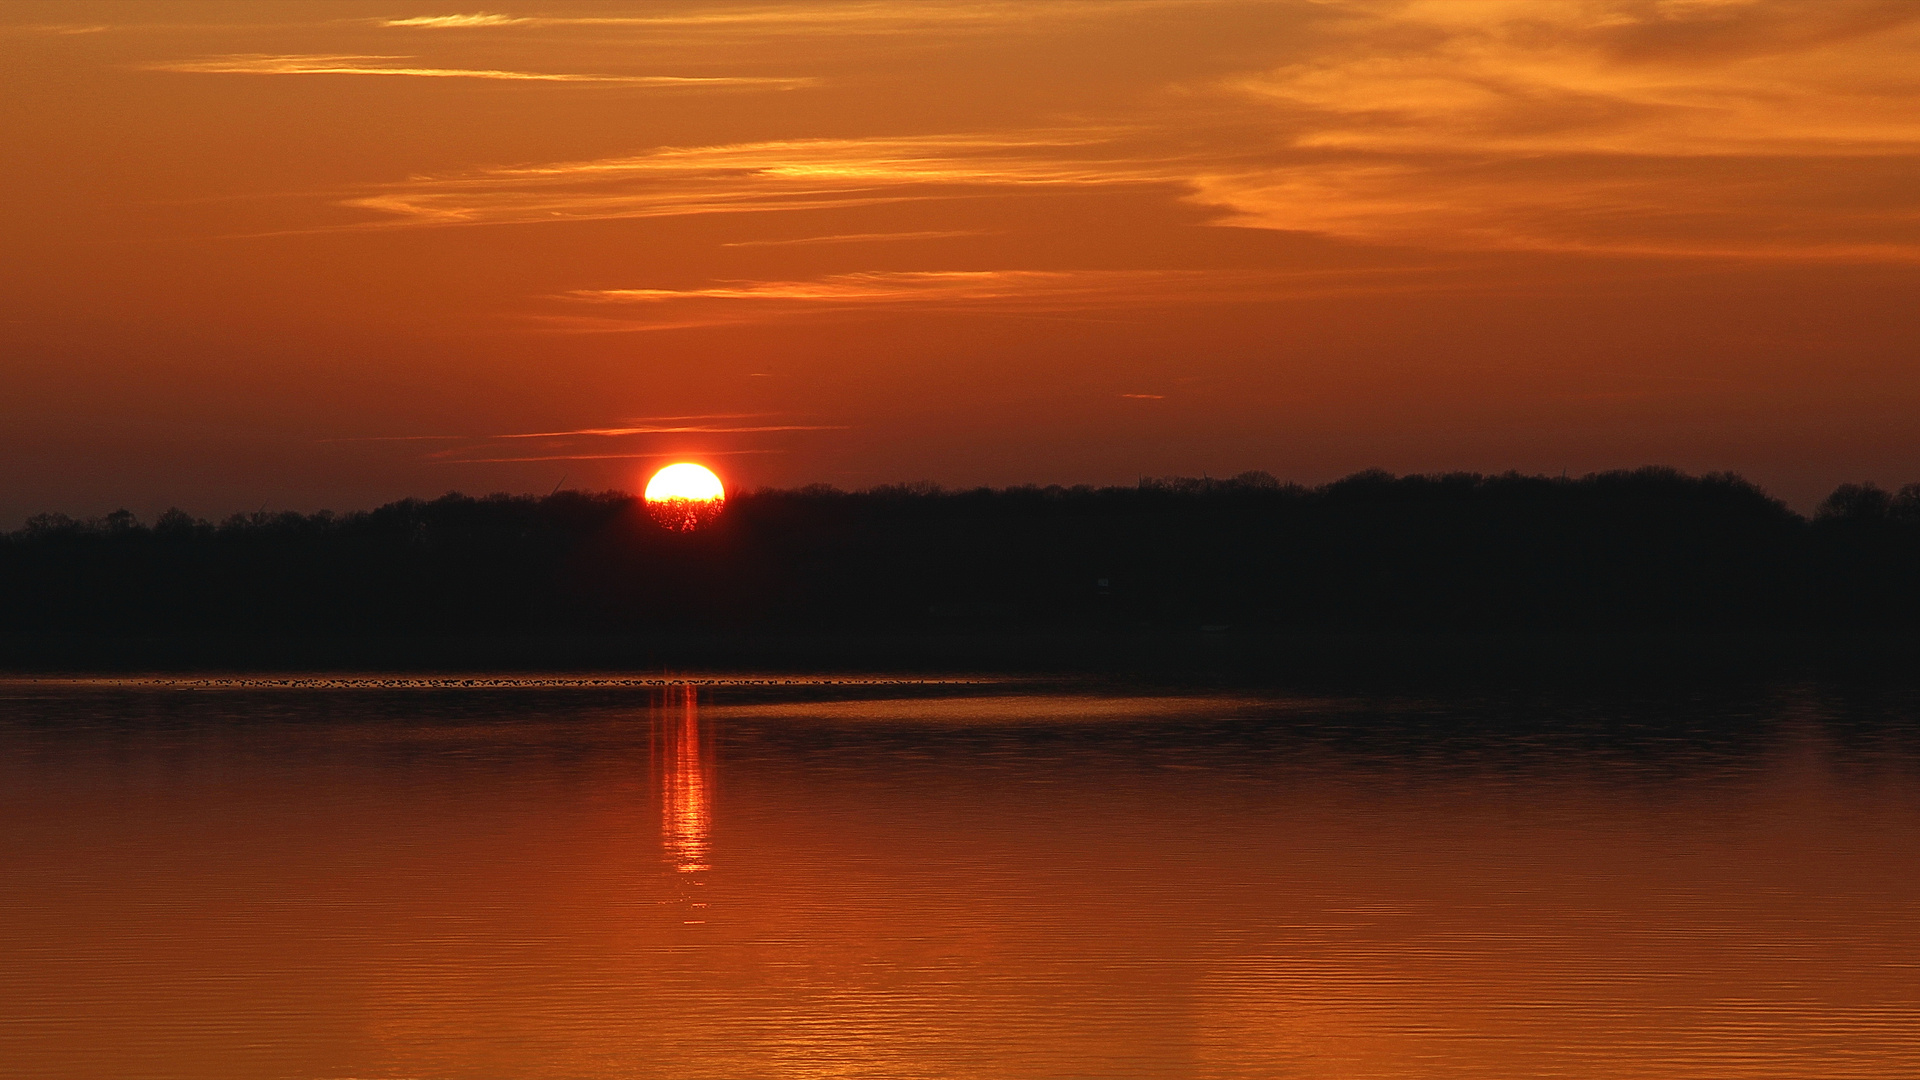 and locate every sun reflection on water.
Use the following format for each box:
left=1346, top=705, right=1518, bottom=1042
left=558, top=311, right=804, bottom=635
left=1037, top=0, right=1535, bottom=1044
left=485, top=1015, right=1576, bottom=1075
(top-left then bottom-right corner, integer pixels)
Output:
left=657, top=684, right=710, bottom=876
